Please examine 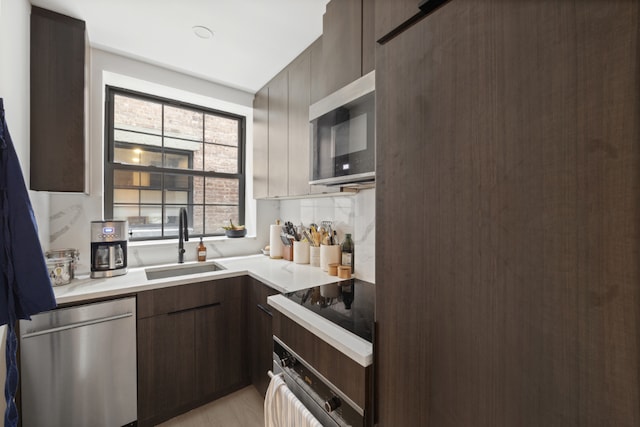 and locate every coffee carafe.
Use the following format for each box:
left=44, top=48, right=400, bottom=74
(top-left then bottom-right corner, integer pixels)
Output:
left=91, top=220, right=128, bottom=278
